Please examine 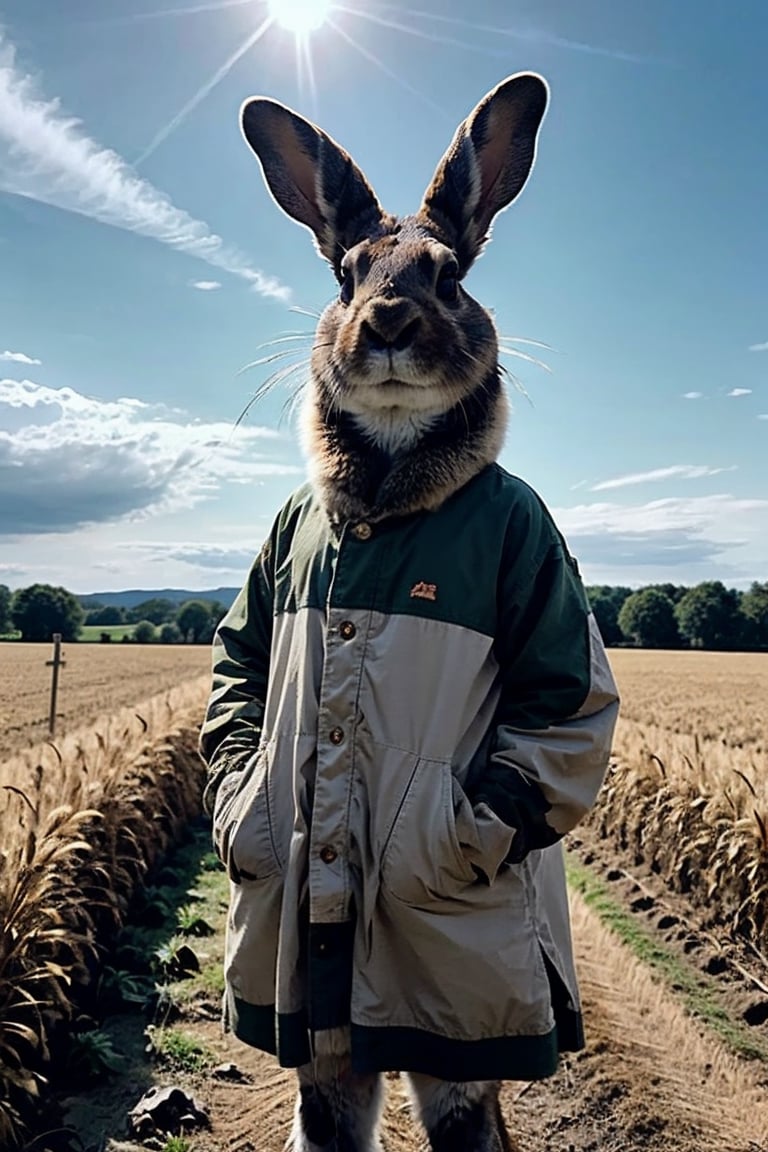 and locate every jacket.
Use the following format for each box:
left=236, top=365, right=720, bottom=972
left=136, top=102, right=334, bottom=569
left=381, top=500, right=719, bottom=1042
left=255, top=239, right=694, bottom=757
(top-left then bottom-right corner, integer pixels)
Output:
left=199, top=462, right=619, bottom=1081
